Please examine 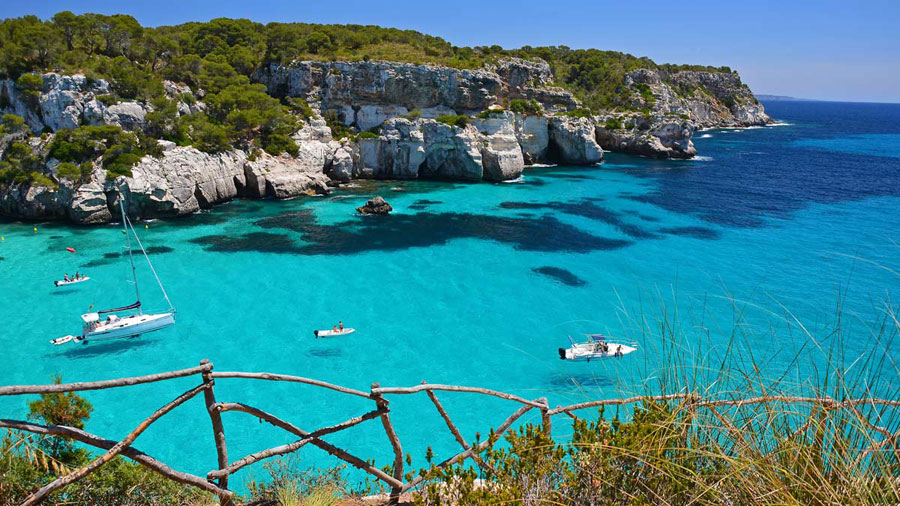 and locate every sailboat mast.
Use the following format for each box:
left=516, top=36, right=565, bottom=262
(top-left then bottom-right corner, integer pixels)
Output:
left=120, top=195, right=142, bottom=314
